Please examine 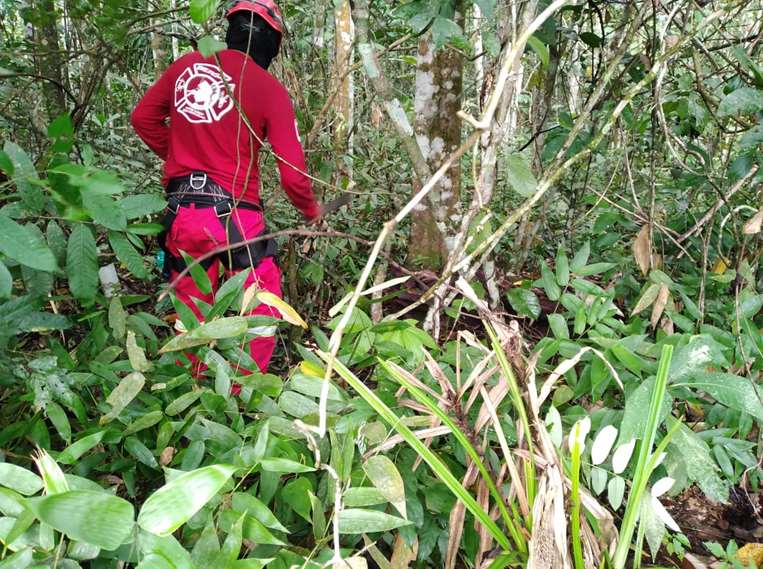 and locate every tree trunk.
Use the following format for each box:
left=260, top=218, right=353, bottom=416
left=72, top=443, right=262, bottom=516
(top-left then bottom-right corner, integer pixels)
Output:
left=409, top=3, right=464, bottom=270
left=31, top=0, right=67, bottom=120
left=333, top=0, right=354, bottom=181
